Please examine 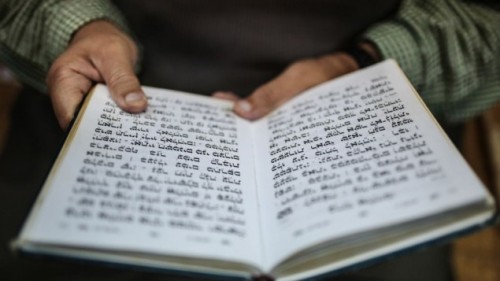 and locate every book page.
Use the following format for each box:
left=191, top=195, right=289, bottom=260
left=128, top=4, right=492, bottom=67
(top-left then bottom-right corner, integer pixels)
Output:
left=252, top=60, right=489, bottom=269
left=21, top=85, right=263, bottom=267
